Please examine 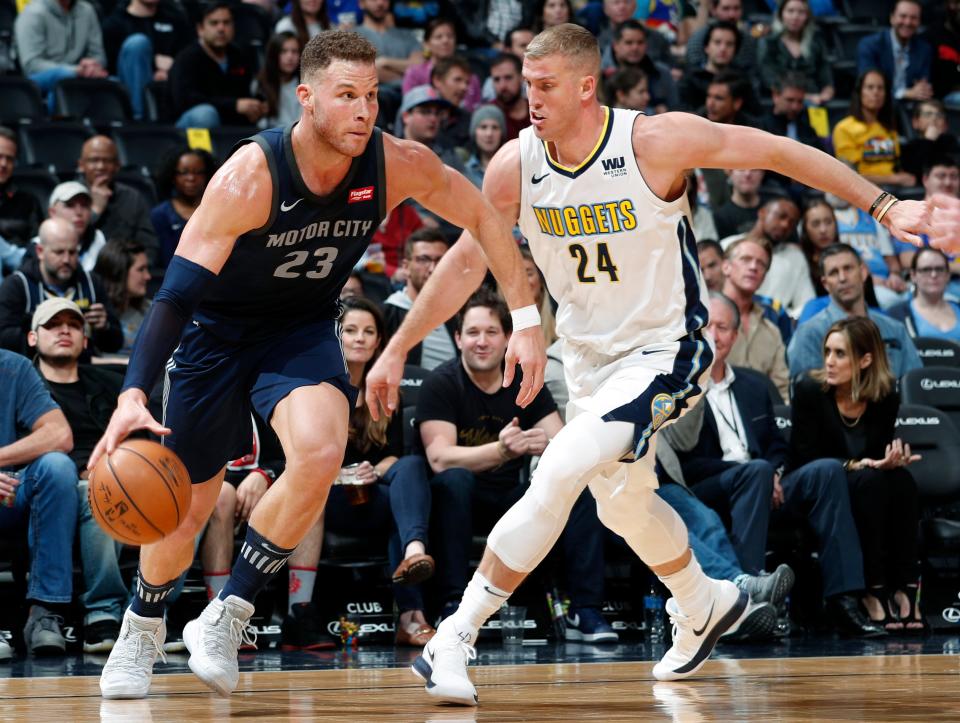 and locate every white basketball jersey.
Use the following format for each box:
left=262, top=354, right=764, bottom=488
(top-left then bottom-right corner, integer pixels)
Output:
left=518, top=107, right=709, bottom=356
